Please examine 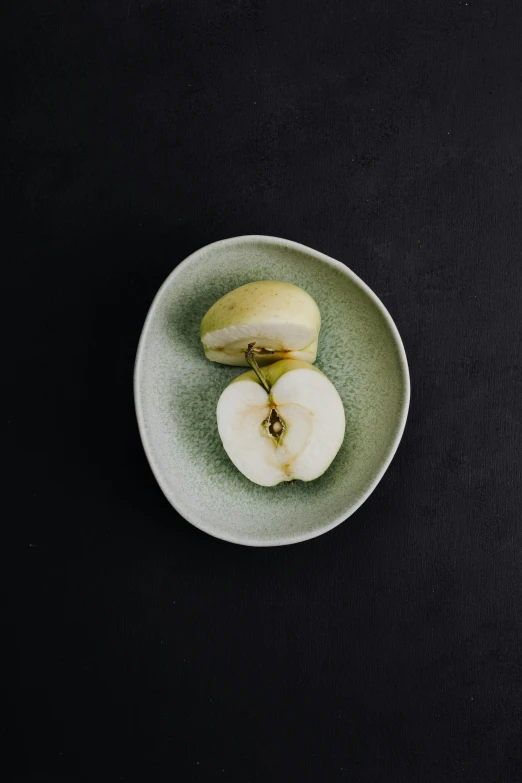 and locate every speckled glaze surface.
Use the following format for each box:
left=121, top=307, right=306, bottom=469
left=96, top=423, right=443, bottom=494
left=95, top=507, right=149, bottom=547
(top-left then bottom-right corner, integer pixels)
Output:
left=134, top=236, right=410, bottom=546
